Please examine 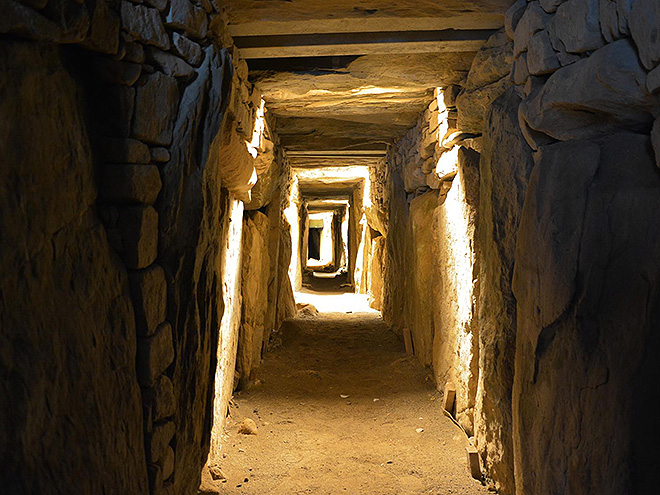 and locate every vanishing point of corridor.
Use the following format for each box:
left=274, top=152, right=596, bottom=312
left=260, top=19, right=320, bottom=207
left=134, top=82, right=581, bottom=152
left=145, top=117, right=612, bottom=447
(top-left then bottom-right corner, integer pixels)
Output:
left=3, top=1, right=660, bottom=495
